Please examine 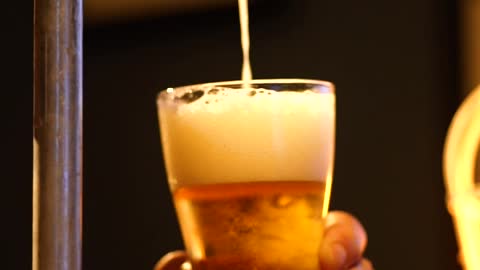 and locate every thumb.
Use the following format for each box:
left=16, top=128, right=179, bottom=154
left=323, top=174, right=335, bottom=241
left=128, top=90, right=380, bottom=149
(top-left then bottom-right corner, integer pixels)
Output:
left=319, top=211, right=368, bottom=270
